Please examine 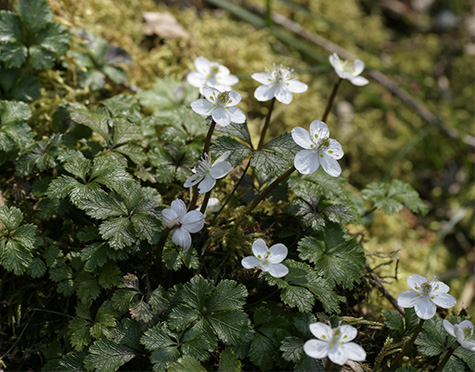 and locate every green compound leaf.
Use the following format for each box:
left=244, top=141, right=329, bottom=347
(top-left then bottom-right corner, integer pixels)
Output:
left=297, top=223, right=365, bottom=290
left=84, top=319, right=142, bottom=372
left=0, top=11, right=24, bottom=43
left=415, top=330, right=442, bottom=356
left=219, top=349, right=242, bottom=372
left=211, top=136, right=251, bottom=167
left=251, top=132, right=300, bottom=178
left=280, top=336, right=304, bottom=363
left=265, top=260, right=343, bottom=313
left=362, top=179, right=428, bottom=215
left=0, top=68, right=41, bottom=102
left=0, top=41, right=27, bottom=68
left=216, top=121, right=253, bottom=147
left=16, top=0, right=52, bottom=36
left=0, top=205, right=23, bottom=231
left=169, top=356, right=207, bottom=372
left=382, top=309, right=404, bottom=333
left=70, top=108, right=110, bottom=143
left=454, top=346, right=475, bottom=371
